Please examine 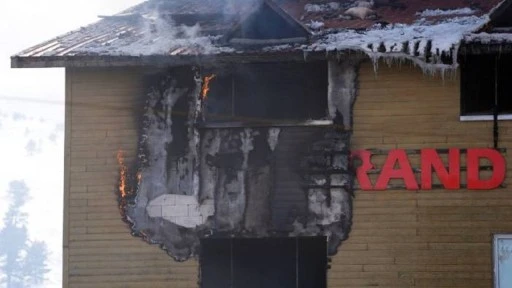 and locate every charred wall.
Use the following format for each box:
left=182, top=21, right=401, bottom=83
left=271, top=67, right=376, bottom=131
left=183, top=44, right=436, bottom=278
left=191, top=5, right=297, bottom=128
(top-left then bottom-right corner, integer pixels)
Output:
left=118, top=59, right=362, bottom=261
